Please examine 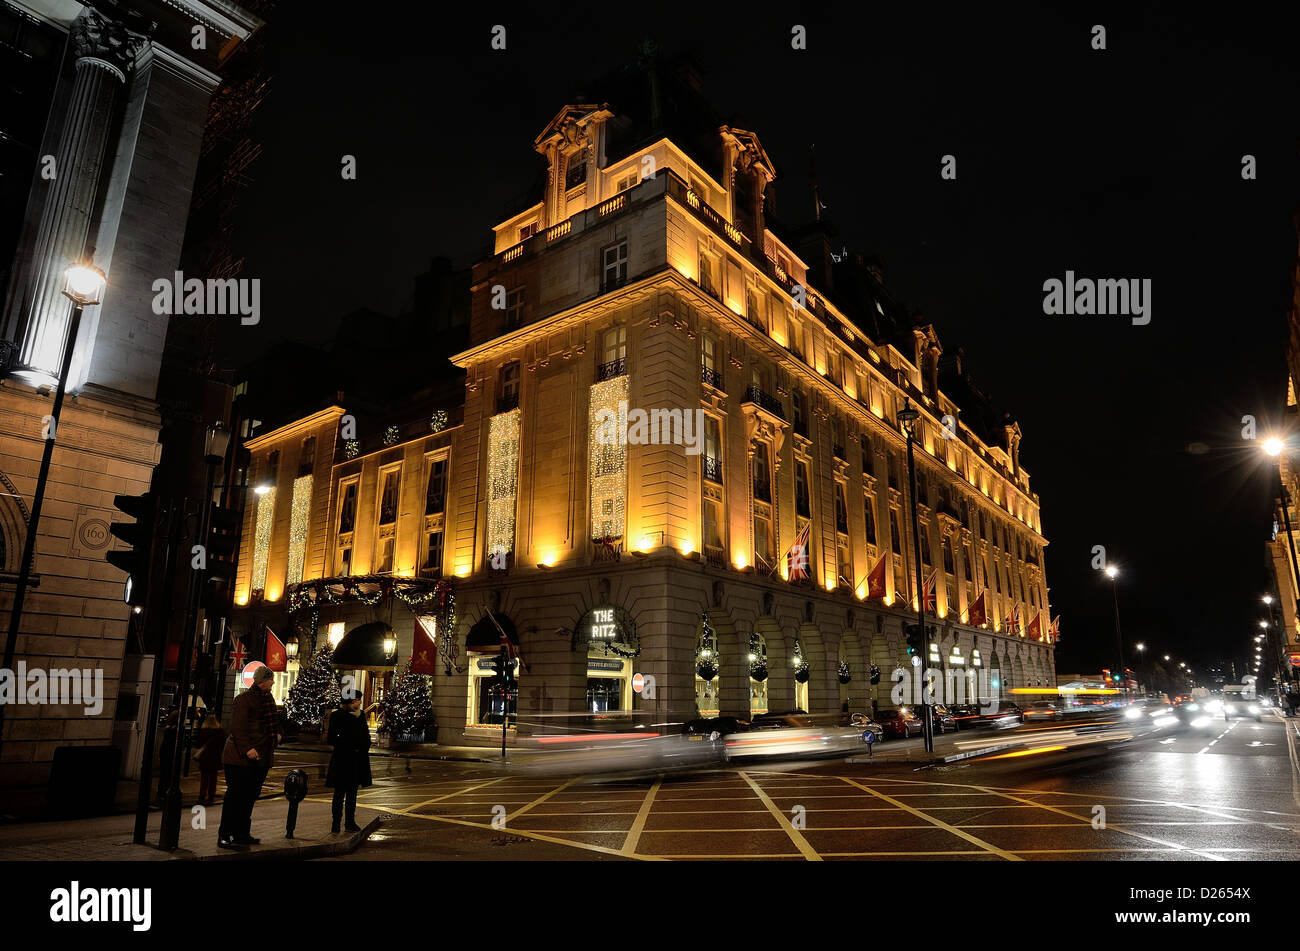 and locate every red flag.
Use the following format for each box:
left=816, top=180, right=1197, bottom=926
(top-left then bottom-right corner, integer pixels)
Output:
left=228, top=635, right=247, bottom=671
left=1027, top=611, right=1042, bottom=641
left=265, top=626, right=287, bottom=672
left=411, top=616, right=438, bottom=675
left=922, top=569, right=937, bottom=614
left=786, top=521, right=811, bottom=581
left=967, top=591, right=987, bottom=627
left=866, top=553, right=887, bottom=600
